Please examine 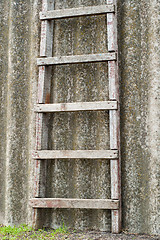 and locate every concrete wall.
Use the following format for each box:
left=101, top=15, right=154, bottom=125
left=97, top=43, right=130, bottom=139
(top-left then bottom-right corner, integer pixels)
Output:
left=0, top=0, right=159, bottom=235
